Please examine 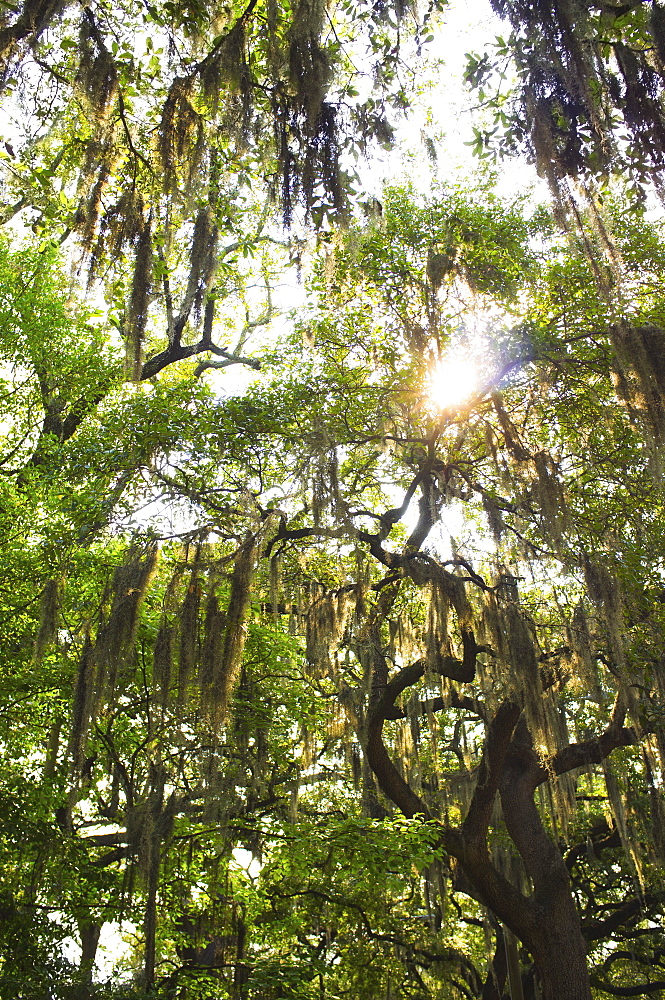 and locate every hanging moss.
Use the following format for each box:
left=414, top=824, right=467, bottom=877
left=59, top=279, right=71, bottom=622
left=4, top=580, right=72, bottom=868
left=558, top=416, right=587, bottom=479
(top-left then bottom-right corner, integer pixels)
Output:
left=68, top=634, right=97, bottom=775
left=200, top=20, right=250, bottom=116
left=568, top=601, right=602, bottom=701
left=327, top=448, right=340, bottom=513
left=288, top=0, right=330, bottom=125
left=76, top=163, right=113, bottom=257
left=614, top=40, right=665, bottom=174
left=492, top=391, right=530, bottom=462
left=305, top=583, right=352, bottom=678
left=611, top=322, right=665, bottom=445
left=268, top=553, right=280, bottom=623
left=77, top=14, right=118, bottom=121
left=426, top=579, right=449, bottom=671
left=184, top=207, right=219, bottom=323
left=159, top=76, right=203, bottom=192
left=482, top=492, right=505, bottom=543
left=650, top=660, right=665, bottom=771
left=532, top=450, right=566, bottom=542
left=305, top=582, right=326, bottom=673
left=95, top=546, right=159, bottom=702
left=209, top=535, right=256, bottom=723
left=126, top=215, right=152, bottom=380
left=552, top=729, right=577, bottom=839
left=406, top=690, right=421, bottom=750
left=488, top=0, right=665, bottom=223
left=300, top=720, right=313, bottom=769
left=43, top=717, right=62, bottom=782
left=441, top=570, right=473, bottom=626
left=288, top=580, right=301, bottom=636
left=583, top=554, right=625, bottom=671
left=126, top=780, right=170, bottom=893
left=178, top=550, right=202, bottom=702
left=96, top=187, right=146, bottom=266
left=480, top=590, right=508, bottom=665
left=310, top=462, right=324, bottom=526
left=643, top=746, right=665, bottom=862
left=603, top=760, right=645, bottom=889
left=152, top=620, right=173, bottom=710
left=505, top=602, right=552, bottom=751
left=34, top=578, right=60, bottom=664
left=200, top=590, right=226, bottom=706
